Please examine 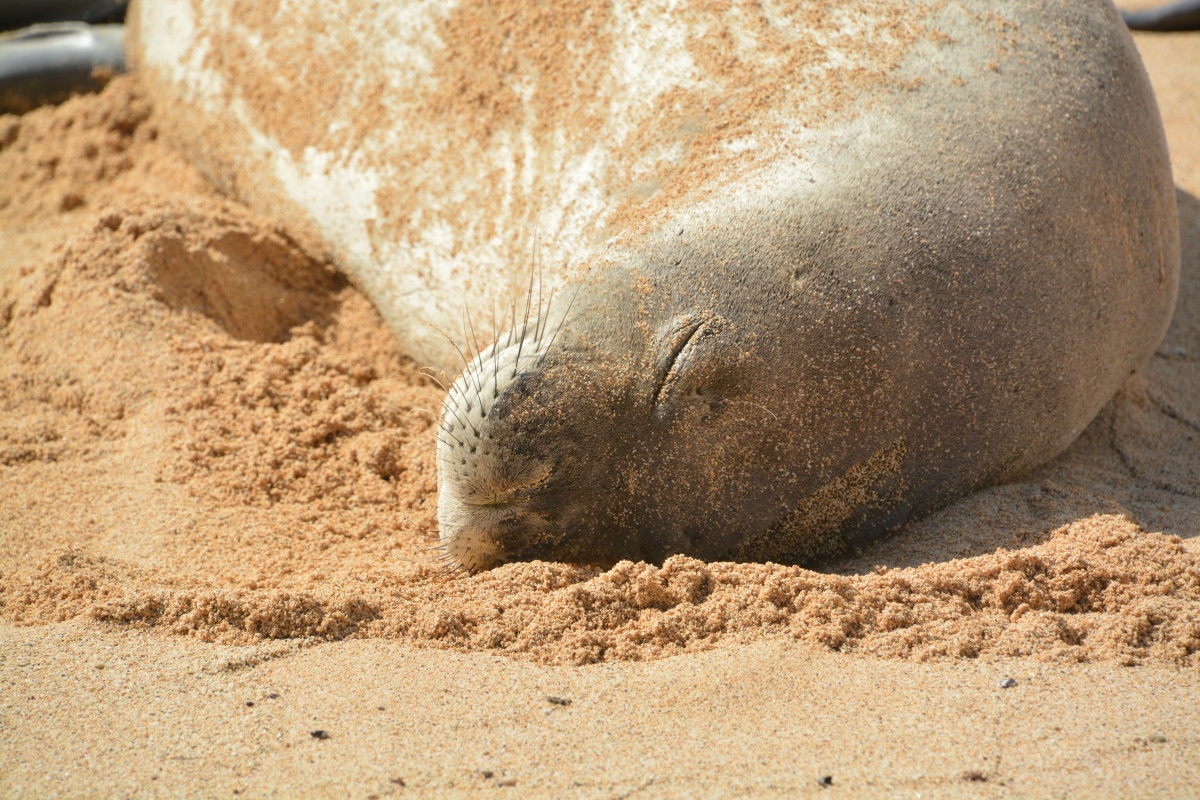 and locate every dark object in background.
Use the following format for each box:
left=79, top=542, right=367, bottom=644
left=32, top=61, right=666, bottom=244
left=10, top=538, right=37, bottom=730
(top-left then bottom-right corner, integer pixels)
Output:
left=0, top=23, right=125, bottom=114
left=0, top=0, right=127, bottom=32
left=1122, top=0, right=1200, bottom=31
